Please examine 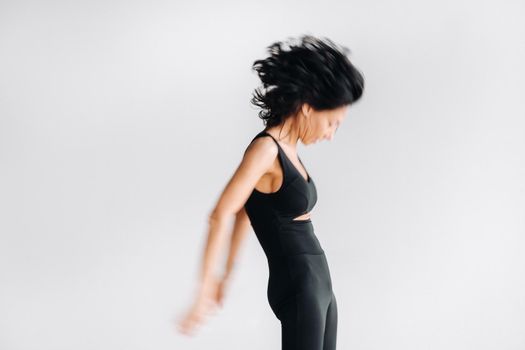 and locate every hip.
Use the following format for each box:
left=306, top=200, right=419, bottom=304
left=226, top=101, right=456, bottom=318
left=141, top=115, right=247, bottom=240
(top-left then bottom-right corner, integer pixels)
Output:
left=266, top=252, right=334, bottom=316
